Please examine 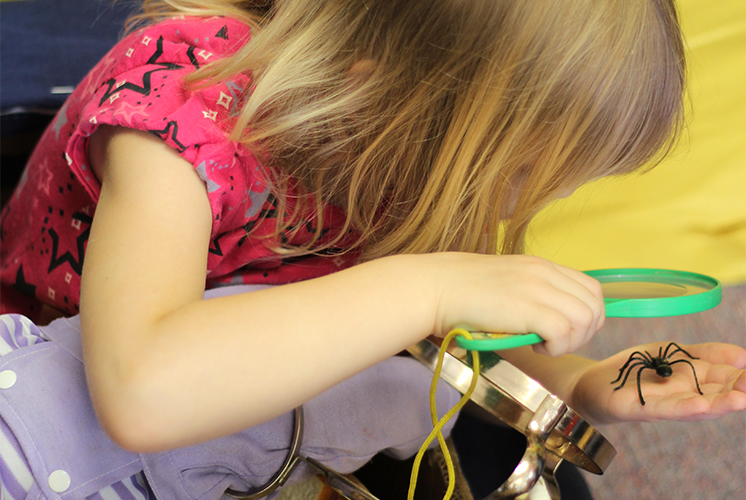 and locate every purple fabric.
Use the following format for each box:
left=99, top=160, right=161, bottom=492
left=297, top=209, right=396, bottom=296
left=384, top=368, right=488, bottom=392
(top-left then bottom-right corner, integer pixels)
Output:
left=0, top=314, right=142, bottom=499
left=0, top=285, right=461, bottom=499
